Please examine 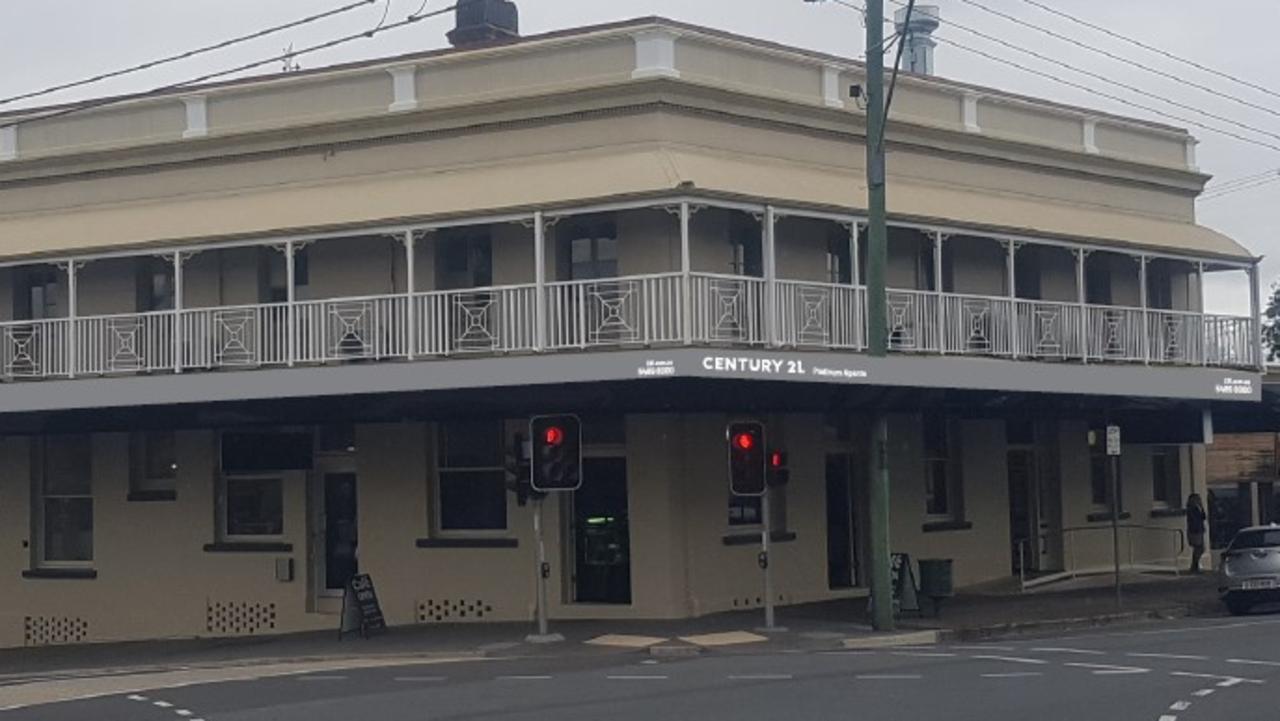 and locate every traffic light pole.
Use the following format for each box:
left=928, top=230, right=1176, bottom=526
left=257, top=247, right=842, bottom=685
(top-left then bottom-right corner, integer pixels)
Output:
left=760, top=490, right=778, bottom=631
left=526, top=497, right=561, bottom=643
left=865, top=0, right=895, bottom=633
